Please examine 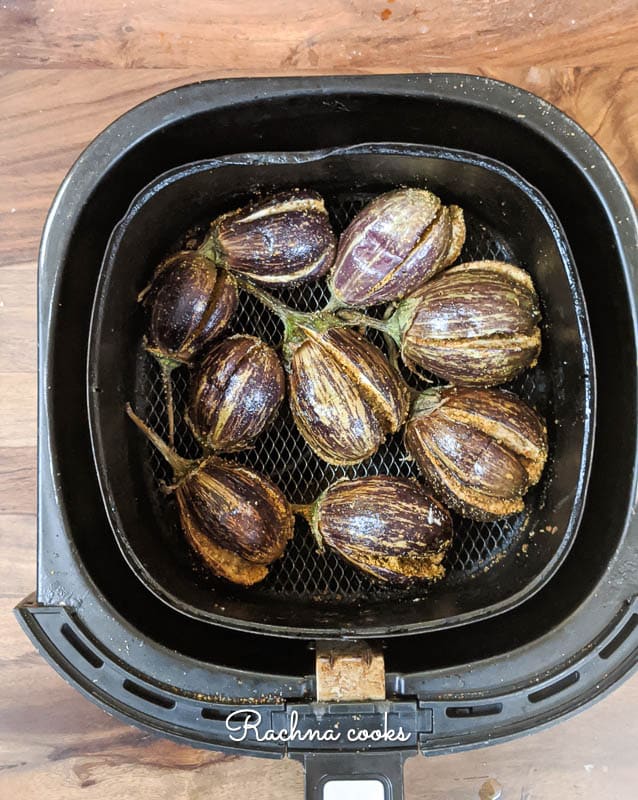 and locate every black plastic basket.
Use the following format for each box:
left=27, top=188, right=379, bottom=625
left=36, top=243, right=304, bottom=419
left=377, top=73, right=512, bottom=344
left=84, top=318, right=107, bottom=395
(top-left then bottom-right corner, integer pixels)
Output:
left=88, top=143, right=594, bottom=637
